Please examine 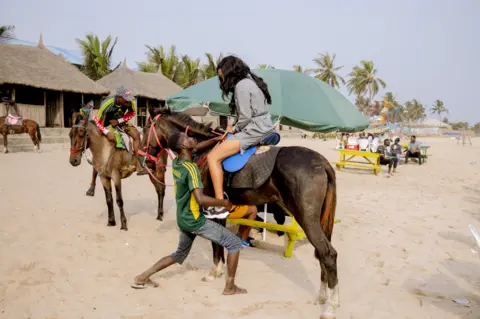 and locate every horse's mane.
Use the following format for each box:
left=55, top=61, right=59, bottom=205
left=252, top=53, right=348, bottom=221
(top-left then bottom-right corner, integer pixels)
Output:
left=165, top=112, right=213, bottom=137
